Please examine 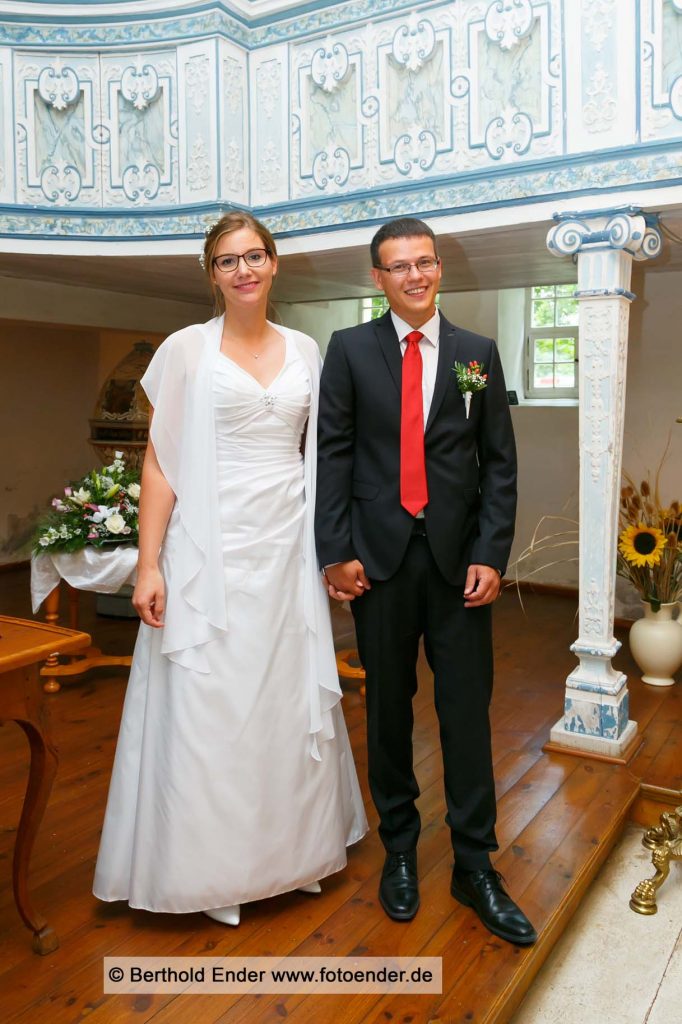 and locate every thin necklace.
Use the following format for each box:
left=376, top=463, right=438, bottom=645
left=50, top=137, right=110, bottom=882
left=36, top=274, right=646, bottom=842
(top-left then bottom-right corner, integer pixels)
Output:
left=225, top=332, right=269, bottom=360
